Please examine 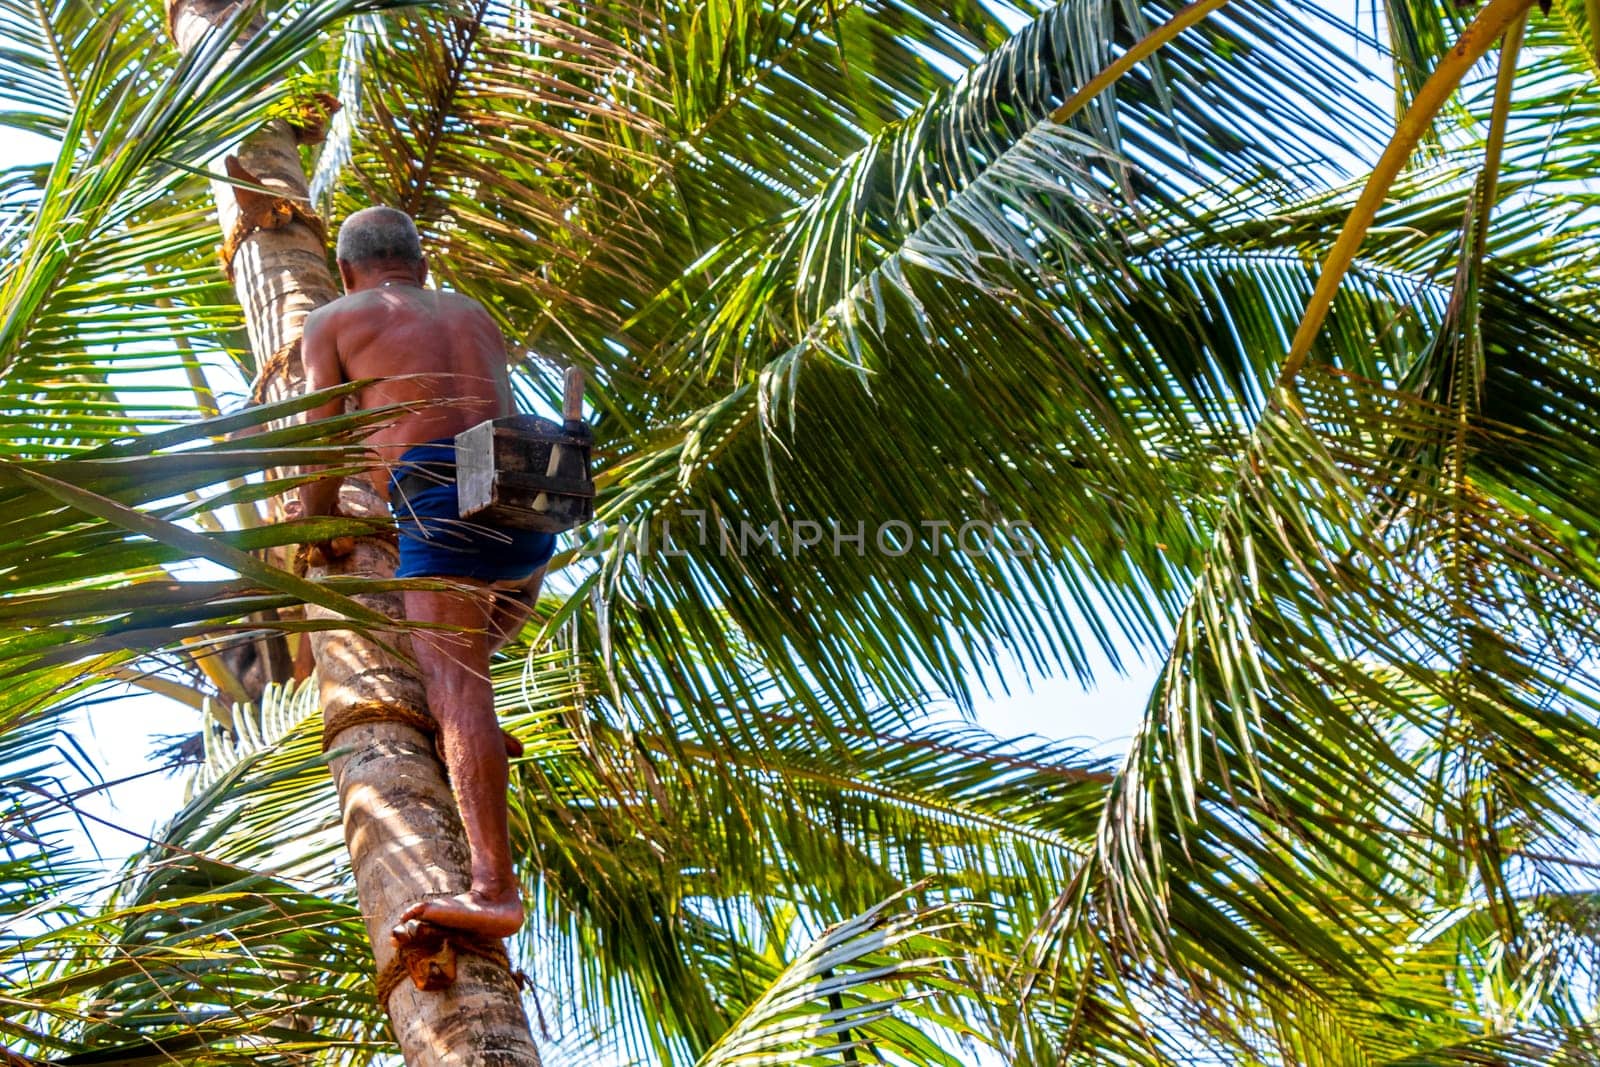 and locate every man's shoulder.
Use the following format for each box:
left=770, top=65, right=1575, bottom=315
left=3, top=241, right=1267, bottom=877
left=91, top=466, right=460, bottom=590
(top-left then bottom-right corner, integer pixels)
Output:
left=438, top=292, right=503, bottom=341
left=437, top=289, right=491, bottom=316
left=307, top=292, right=371, bottom=321
left=304, top=297, right=348, bottom=338
left=302, top=295, right=375, bottom=369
